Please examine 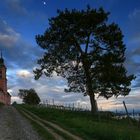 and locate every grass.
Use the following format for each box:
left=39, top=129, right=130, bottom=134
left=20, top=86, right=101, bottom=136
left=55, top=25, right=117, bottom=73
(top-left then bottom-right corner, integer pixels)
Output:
left=20, top=107, right=75, bottom=140
left=28, top=118, right=55, bottom=140
left=17, top=104, right=140, bottom=140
